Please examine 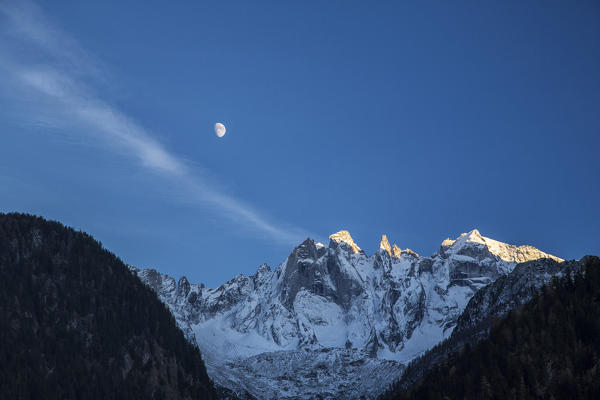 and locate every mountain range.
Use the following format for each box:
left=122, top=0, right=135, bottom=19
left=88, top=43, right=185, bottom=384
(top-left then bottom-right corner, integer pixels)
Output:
left=135, top=228, right=566, bottom=399
left=3, top=211, right=592, bottom=399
